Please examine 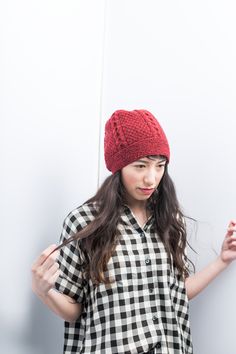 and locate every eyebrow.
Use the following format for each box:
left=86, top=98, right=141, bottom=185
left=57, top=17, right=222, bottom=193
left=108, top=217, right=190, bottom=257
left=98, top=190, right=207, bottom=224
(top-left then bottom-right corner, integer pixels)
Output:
left=135, top=159, right=167, bottom=164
